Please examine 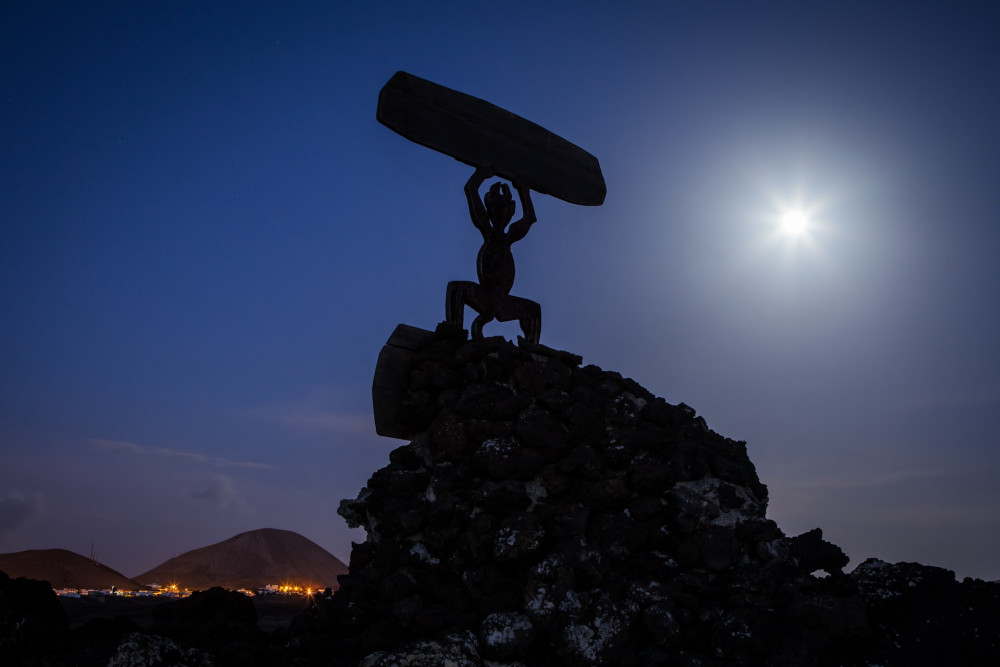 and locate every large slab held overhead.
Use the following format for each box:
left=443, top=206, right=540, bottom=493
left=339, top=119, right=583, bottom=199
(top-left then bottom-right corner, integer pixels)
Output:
left=377, top=71, right=606, bottom=207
